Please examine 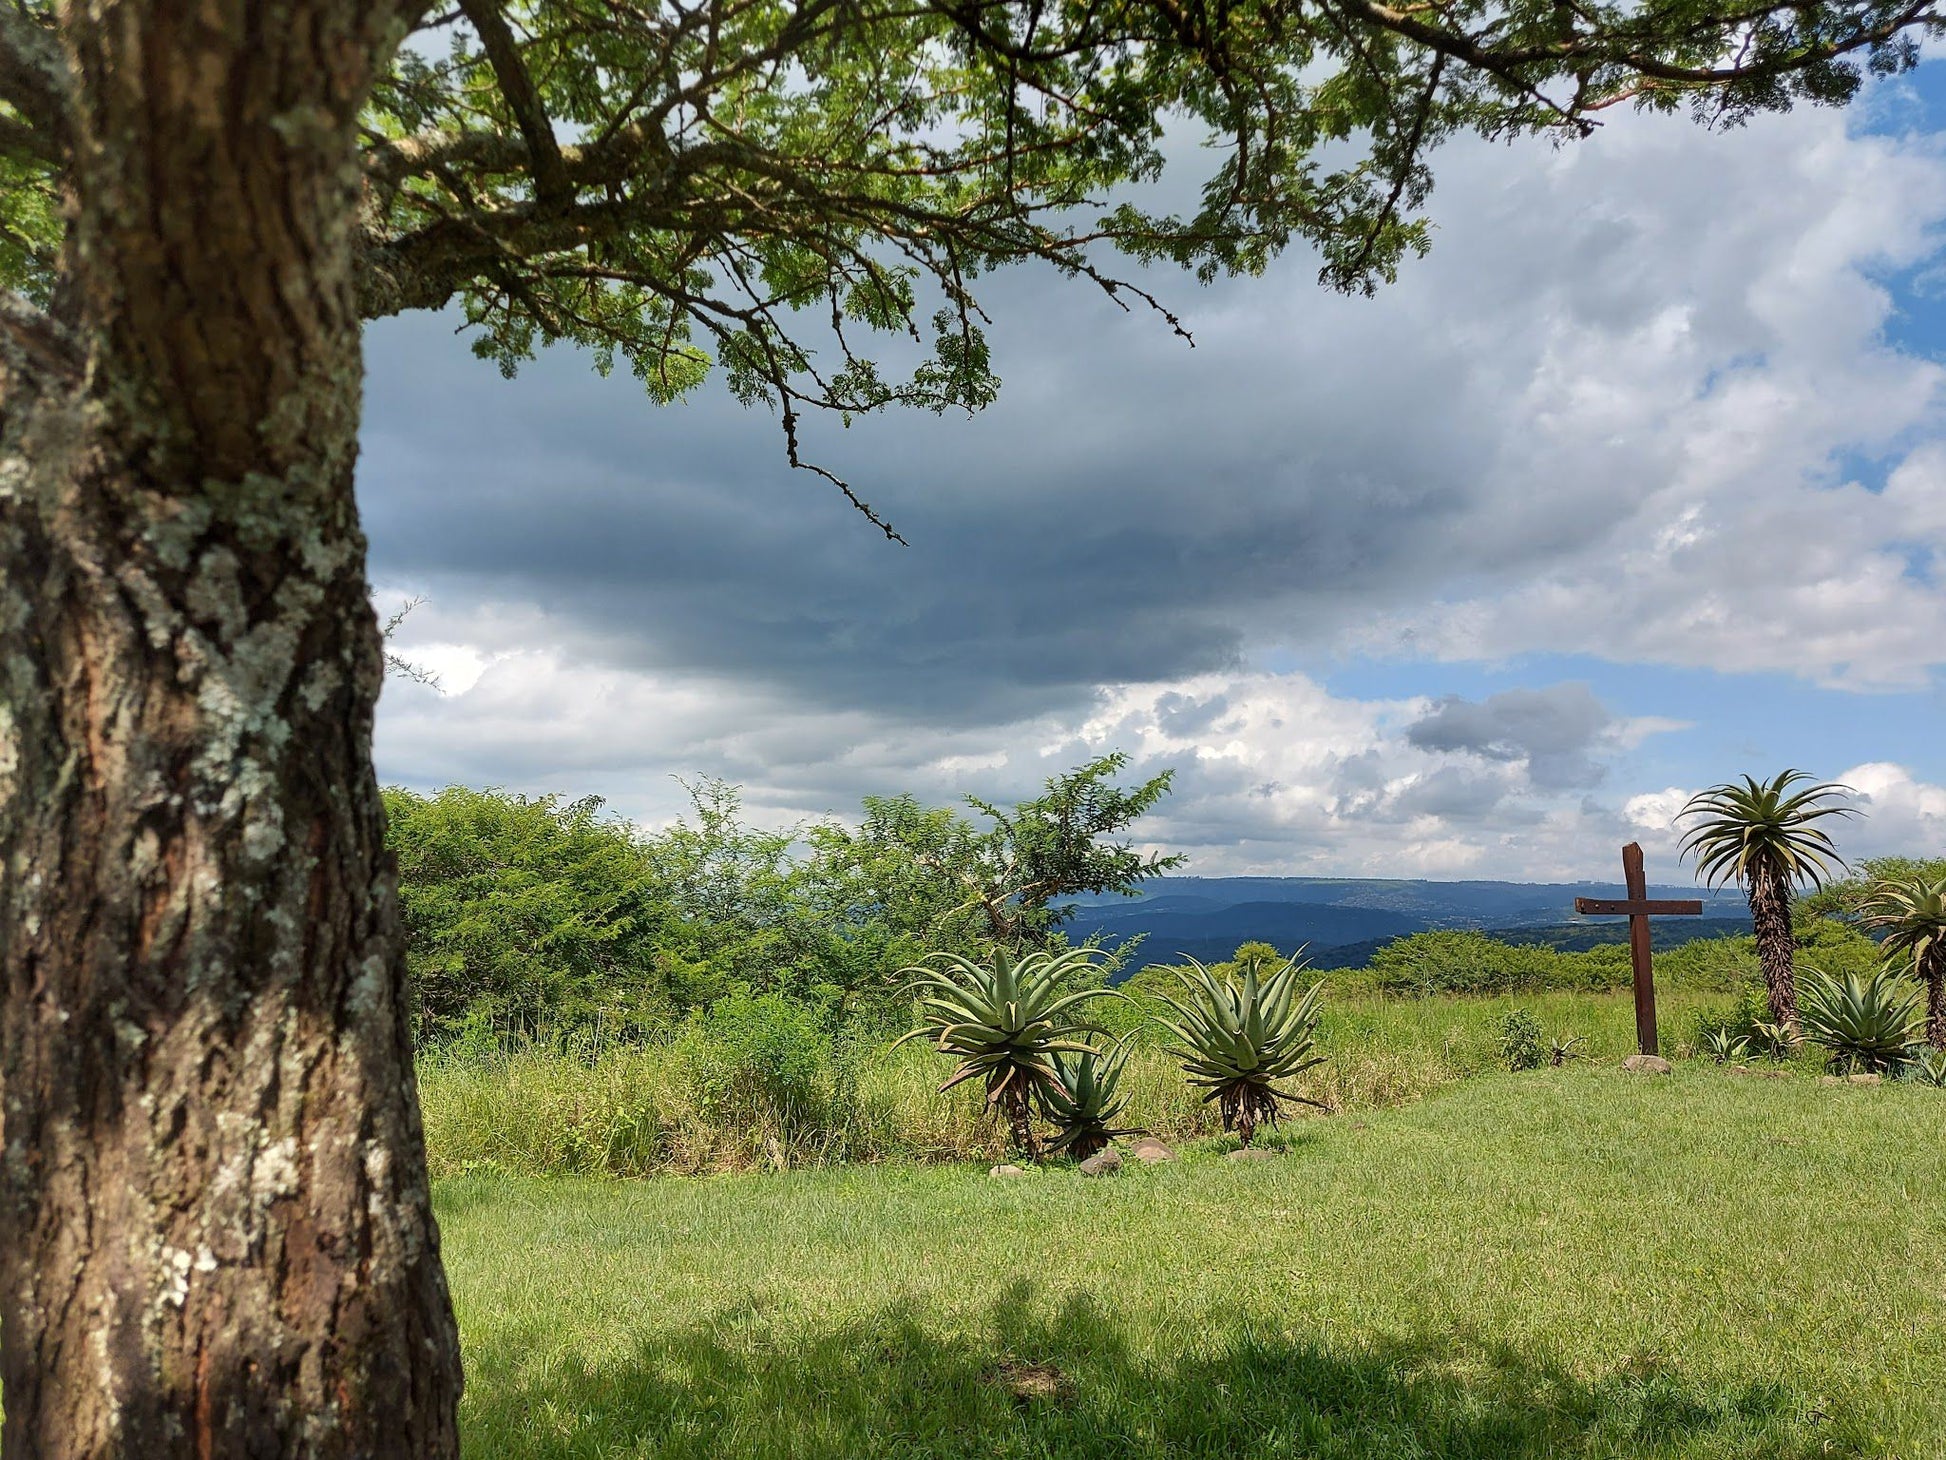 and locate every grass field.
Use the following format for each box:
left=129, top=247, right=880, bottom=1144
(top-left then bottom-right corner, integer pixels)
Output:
left=440, top=1062, right=1946, bottom=1459
left=420, top=989, right=1737, bottom=1177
